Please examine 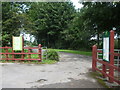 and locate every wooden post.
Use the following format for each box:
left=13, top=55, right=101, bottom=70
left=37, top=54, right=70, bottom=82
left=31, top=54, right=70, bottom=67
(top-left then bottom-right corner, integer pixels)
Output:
left=28, top=48, right=31, bottom=59
left=5, top=46, right=8, bottom=61
left=21, top=36, right=24, bottom=59
left=92, top=45, right=97, bottom=71
left=109, top=30, right=114, bottom=83
left=102, top=64, right=106, bottom=78
left=12, top=36, right=14, bottom=61
left=38, top=44, right=42, bottom=61
left=12, top=48, right=14, bottom=60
